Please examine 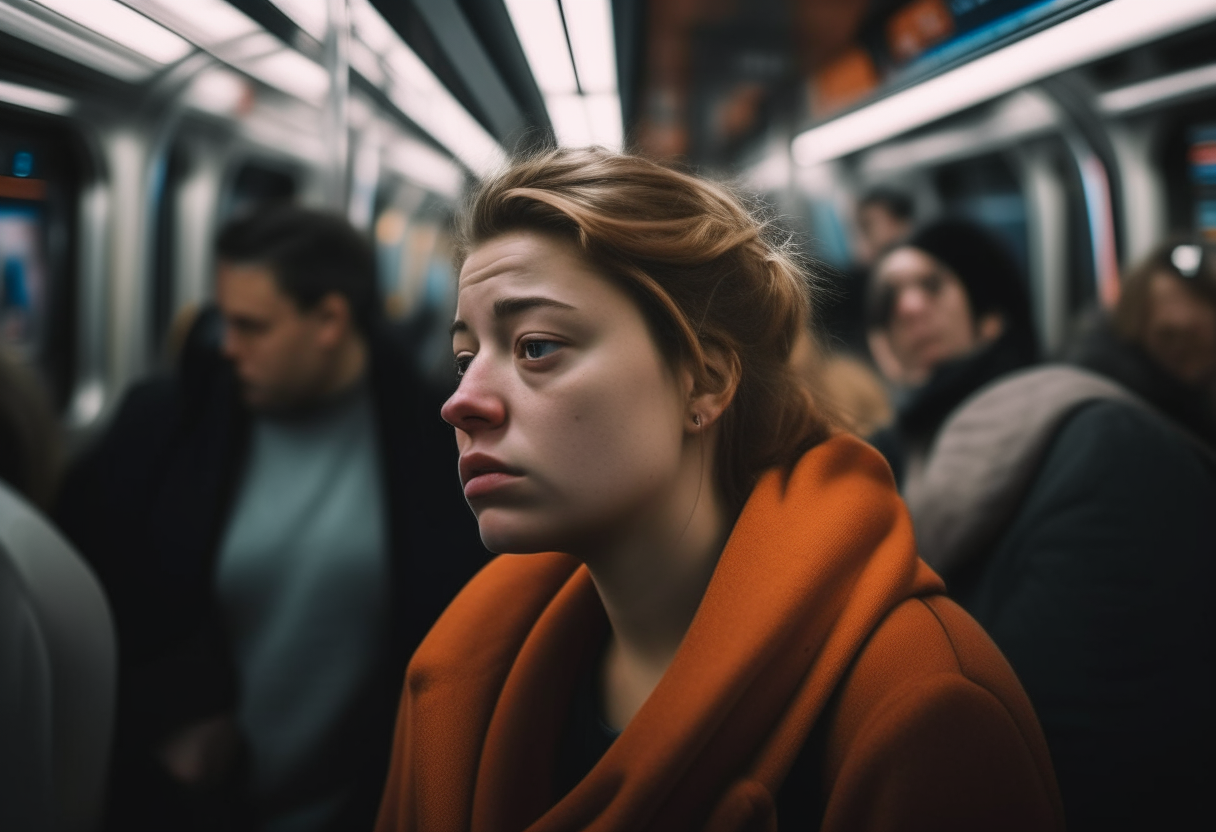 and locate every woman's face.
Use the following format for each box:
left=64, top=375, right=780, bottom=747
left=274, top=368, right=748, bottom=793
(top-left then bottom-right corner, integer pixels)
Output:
left=869, top=246, right=987, bottom=385
left=441, top=231, right=693, bottom=555
left=1143, top=270, right=1216, bottom=385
